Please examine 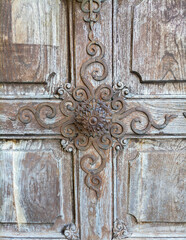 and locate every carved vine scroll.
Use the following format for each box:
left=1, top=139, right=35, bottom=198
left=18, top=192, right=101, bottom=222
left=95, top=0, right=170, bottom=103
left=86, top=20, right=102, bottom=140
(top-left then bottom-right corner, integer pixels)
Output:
left=11, top=0, right=177, bottom=198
